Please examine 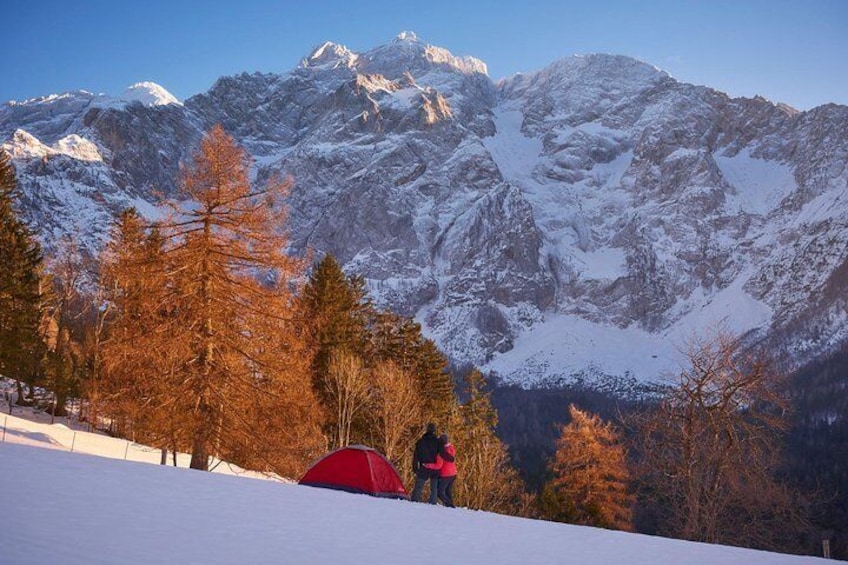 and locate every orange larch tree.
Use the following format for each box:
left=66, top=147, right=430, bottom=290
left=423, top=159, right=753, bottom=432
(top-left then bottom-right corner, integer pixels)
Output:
left=543, top=404, right=633, bottom=530
left=102, top=126, right=324, bottom=476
